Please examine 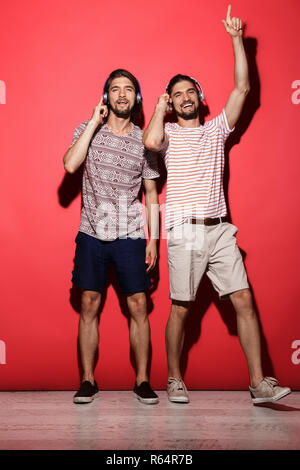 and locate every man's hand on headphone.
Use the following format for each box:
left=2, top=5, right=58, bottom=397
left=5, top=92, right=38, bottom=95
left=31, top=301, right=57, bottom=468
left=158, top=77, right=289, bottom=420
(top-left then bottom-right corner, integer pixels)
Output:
left=156, top=93, right=173, bottom=114
left=90, top=97, right=108, bottom=126
left=222, top=4, right=243, bottom=38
